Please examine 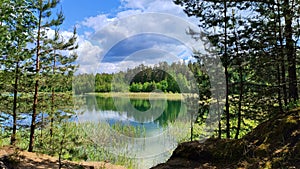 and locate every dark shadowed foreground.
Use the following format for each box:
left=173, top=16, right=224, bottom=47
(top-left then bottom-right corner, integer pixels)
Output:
left=152, top=108, right=300, bottom=169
